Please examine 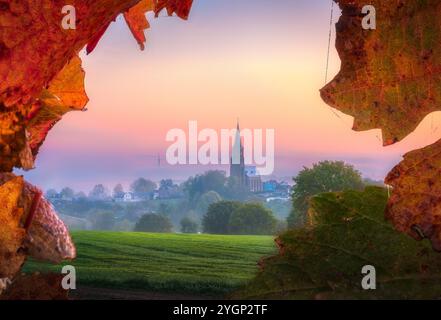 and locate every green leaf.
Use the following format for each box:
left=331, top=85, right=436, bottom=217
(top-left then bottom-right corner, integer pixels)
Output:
left=234, top=187, right=441, bottom=299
